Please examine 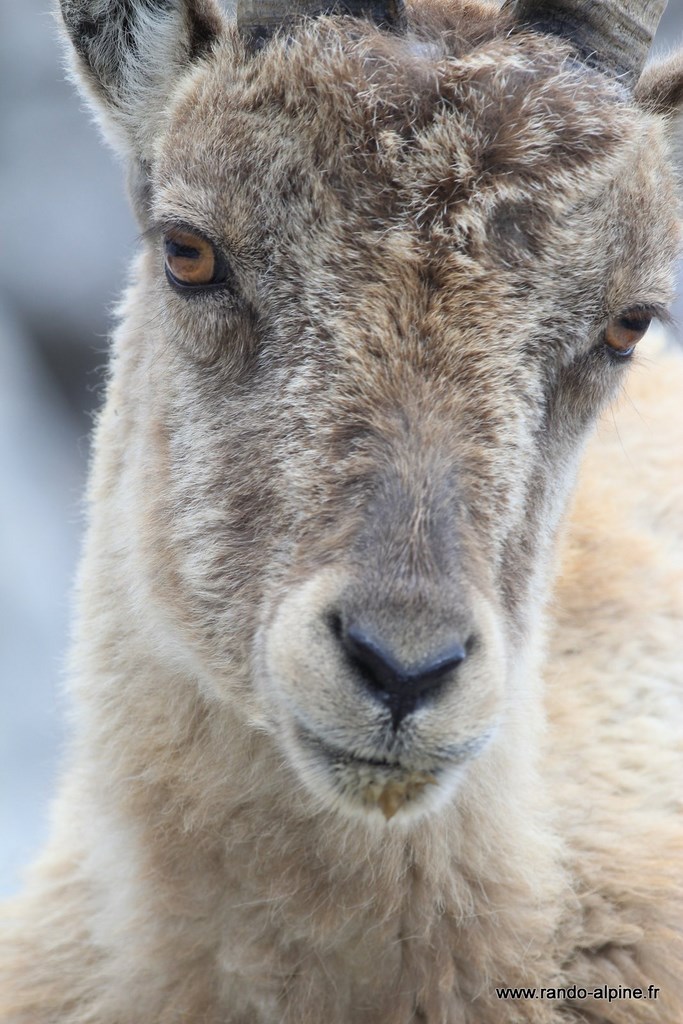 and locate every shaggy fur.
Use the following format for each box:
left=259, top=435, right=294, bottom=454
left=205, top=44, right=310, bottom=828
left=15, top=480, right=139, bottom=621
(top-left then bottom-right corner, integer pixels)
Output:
left=1, top=0, right=682, bottom=1020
